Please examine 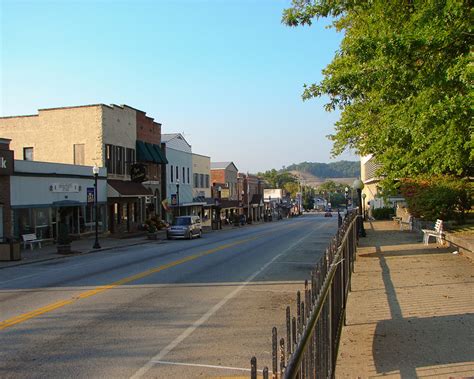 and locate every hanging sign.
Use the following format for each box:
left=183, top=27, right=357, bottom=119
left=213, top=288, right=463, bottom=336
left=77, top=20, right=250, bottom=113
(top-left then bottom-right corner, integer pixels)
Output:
left=87, top=187, right=95, bottom=203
